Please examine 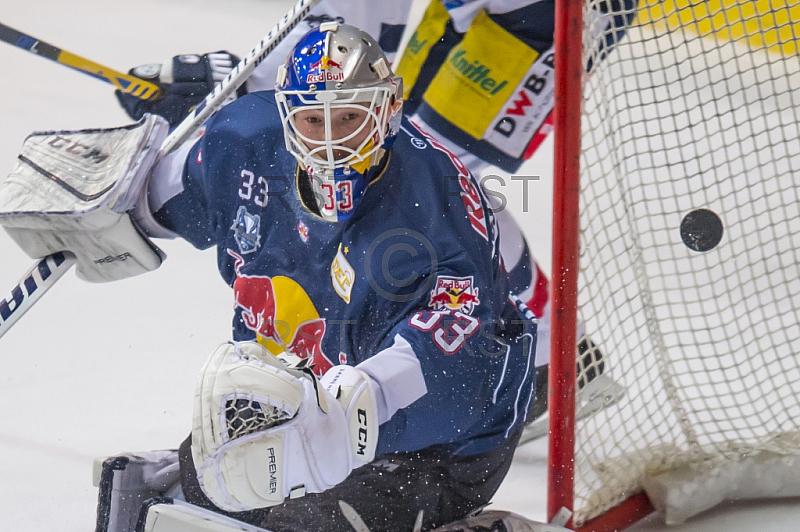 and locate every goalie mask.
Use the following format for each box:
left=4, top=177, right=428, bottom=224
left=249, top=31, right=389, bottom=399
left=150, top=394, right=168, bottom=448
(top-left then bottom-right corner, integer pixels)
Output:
left=275, top=23, right=403, bottom=222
